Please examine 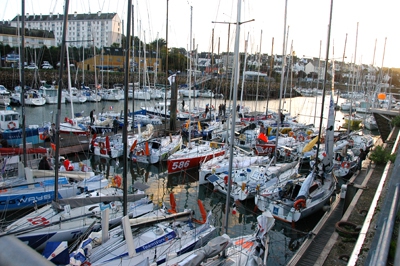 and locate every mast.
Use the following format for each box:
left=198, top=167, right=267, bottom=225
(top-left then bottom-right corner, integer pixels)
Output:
left=188, top=6, right=193, bottom=145
left=314, top=40, right=322, bottom=126
left=54, top=0, right=70, bottom=202
left=123, top=0, right=133, bottom=216
left=131, top=4, right=135, bottom=128
left=273, top=0, right=288, bottom=163
left=265, top=37, right=274, bottom=116
left=164, top=0, right=168, bottom=130
left=315, top=0, right=334, bottom=161
left=66, top=45, right=75, bottom=119
left=21, top=0, right=27, bottom=167
left=255, top=30, right=262, bottom=113
left=239, top=32, right=249, bottom=112
left=224, top=0, right=241, bottom=239
left=347, top=22, right=359, bottom=134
